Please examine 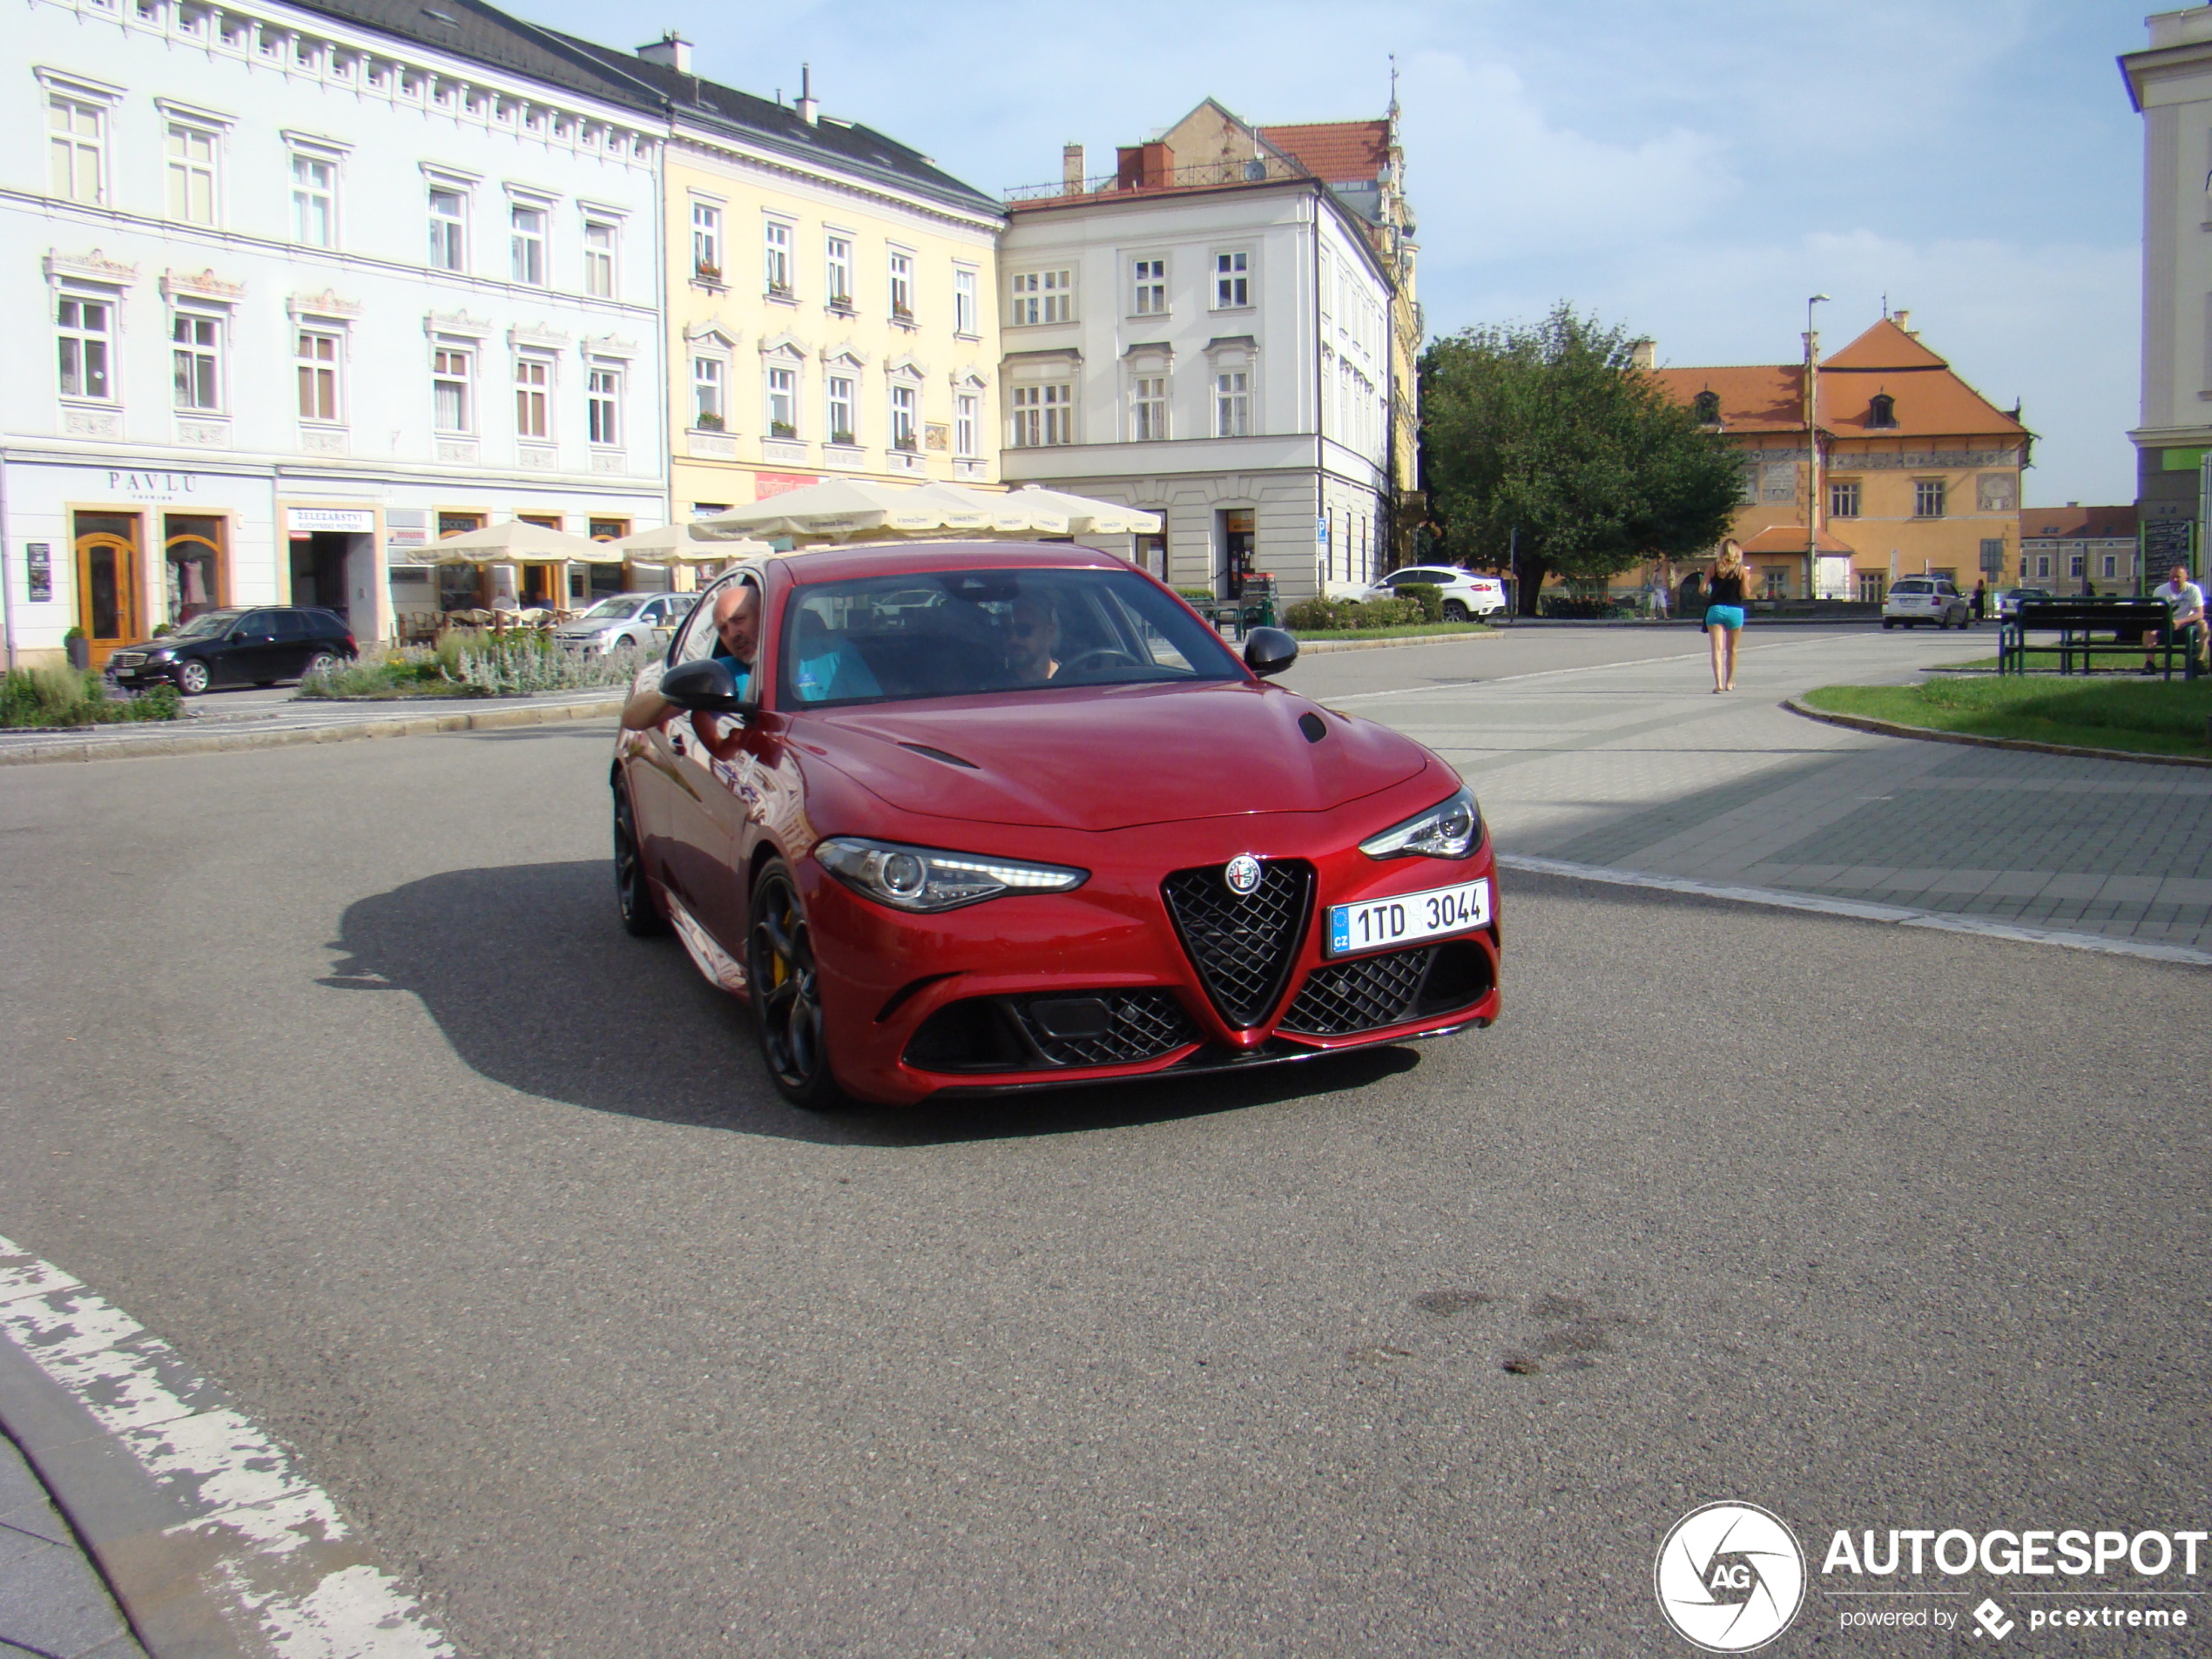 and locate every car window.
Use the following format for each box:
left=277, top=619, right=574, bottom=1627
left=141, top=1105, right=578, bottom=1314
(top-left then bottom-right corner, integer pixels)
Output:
left=669, top=573, right=759, bottom=669
left=273, top=610, right=311, bottom=639
left=583, top=597, right=647, bottom=622
left=169, top=610, right=239, bottom=640
left=234, top=610, right=276, bottom=634
left=1893, top=581, right=1931, bottom=594
left=779, top=565, right=1244, bottom=709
